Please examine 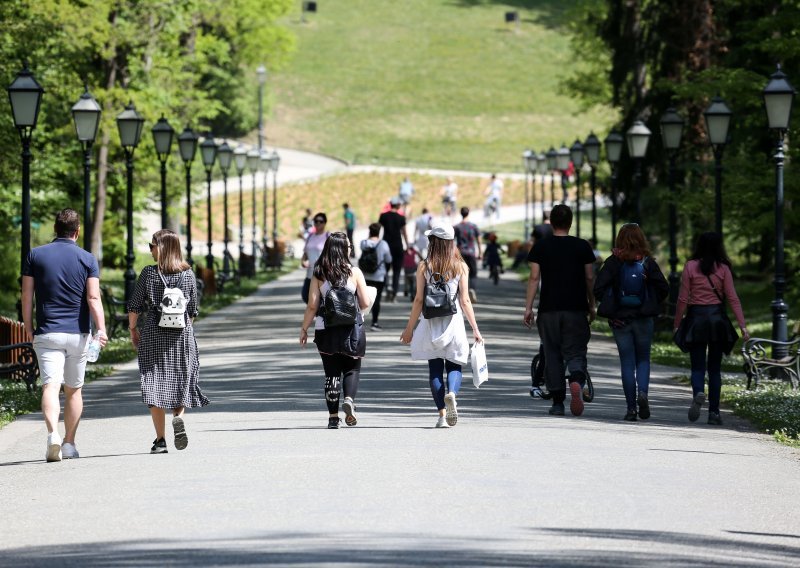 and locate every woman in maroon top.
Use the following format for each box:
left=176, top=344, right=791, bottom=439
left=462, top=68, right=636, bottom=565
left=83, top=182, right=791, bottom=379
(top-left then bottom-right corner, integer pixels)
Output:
left=674, top=232, right=749, bottom=425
